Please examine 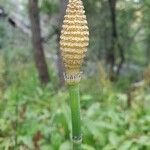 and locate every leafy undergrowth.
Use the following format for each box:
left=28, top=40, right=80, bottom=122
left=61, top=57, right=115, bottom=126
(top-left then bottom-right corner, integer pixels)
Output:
left=0, top=62, right=150, bottom=150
